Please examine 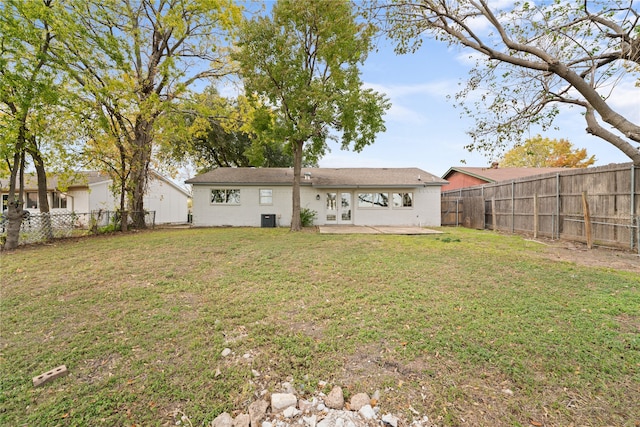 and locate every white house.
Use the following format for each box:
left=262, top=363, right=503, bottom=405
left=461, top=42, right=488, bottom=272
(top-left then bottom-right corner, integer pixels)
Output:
left=1, top=170, right=190, bottom=224
left=185, top=167, right=447, bottom=227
